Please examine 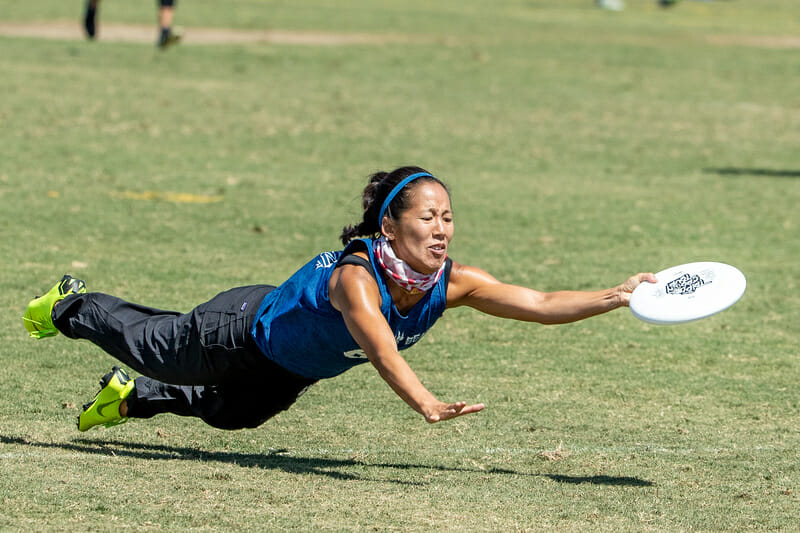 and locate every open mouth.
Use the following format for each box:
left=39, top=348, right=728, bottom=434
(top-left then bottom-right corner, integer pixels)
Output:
left=429, top=244, right=447, bottom=255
